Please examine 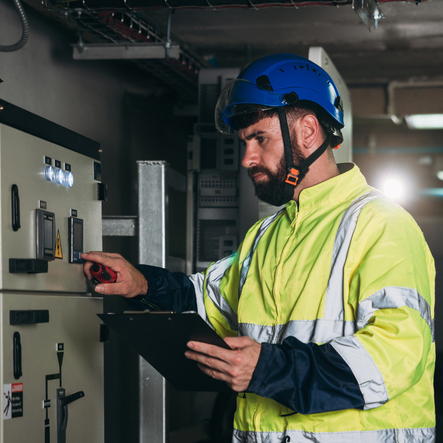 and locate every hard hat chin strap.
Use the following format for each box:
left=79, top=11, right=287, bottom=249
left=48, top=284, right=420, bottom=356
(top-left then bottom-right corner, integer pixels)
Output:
left=277, top=107, right=332, bottom=205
